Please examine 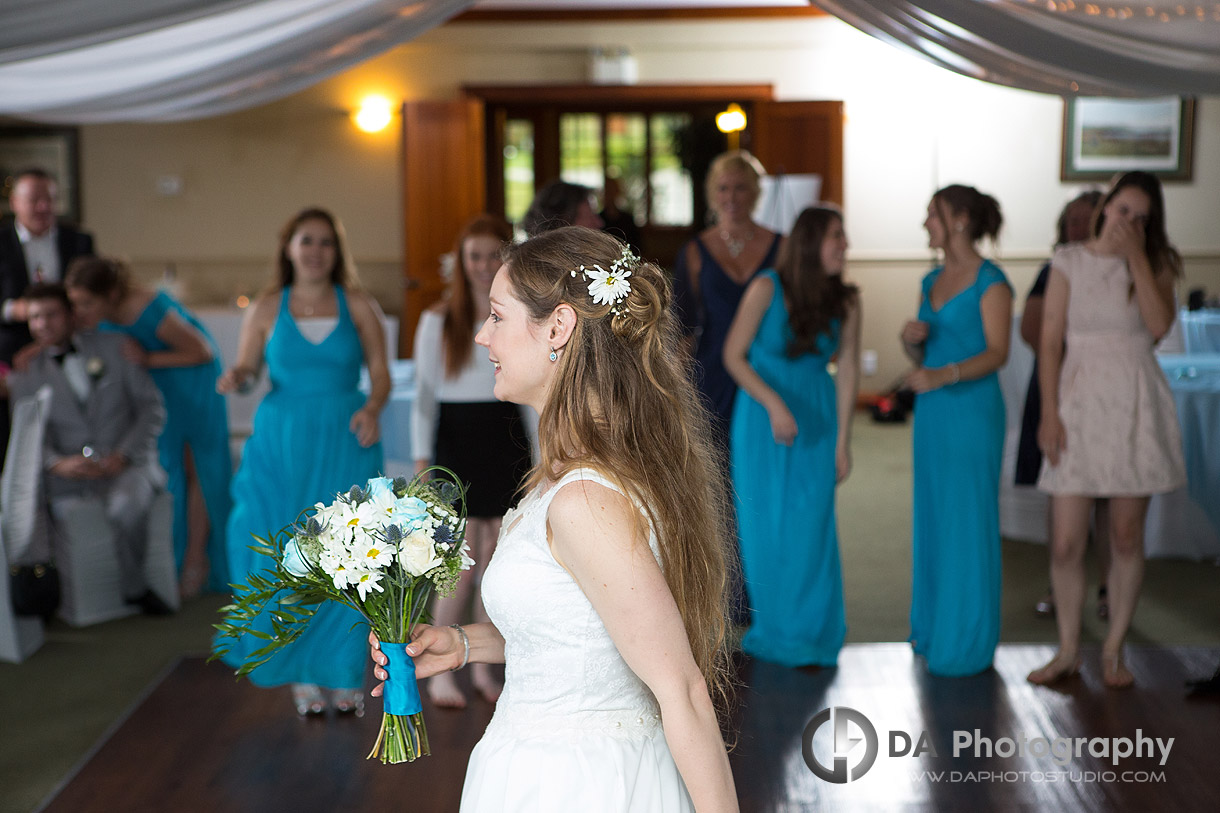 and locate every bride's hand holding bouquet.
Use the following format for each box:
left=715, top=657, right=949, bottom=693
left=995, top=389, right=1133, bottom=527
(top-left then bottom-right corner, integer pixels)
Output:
left=213, top=469, right=473, bottom=764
